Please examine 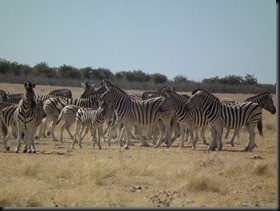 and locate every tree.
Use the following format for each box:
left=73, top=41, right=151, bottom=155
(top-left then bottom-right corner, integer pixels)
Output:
left=58, top=64, right=81, bottom=79
left=219, top=75, right=243, bottom=85
left=243, top=74, right=257, bottom=85
left=33, top=62, right=57, bottom=78
left=150, top=73, right=168, bottom=83
left=173, top=75, right=187, bottom=83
